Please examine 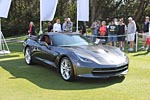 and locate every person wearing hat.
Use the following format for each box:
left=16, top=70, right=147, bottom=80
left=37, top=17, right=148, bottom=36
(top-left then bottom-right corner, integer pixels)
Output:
left=63, top=18, right=73, bottom=32
left=140, top=16, right=150, bottom=51
left=127, top=17, right=137, bottom=52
